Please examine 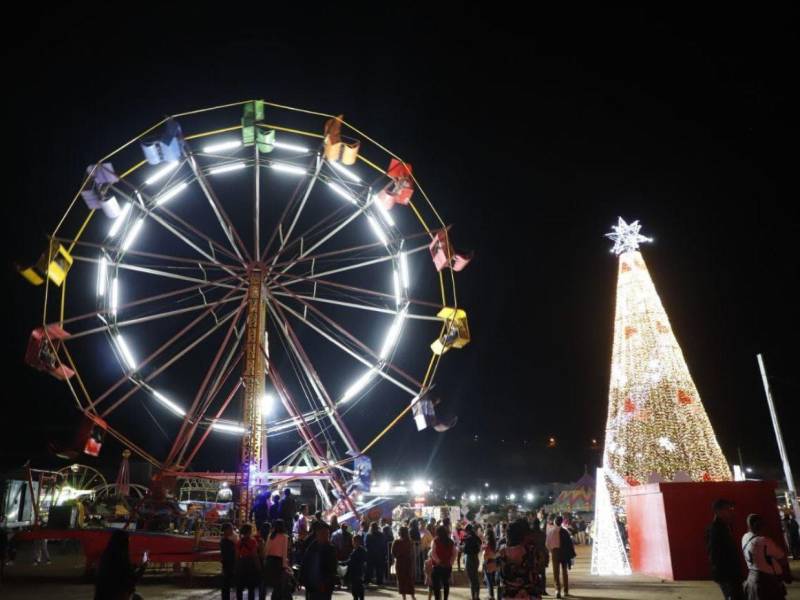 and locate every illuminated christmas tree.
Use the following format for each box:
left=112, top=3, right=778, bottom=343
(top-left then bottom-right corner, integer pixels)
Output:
left=601, top=218, right=730, bottom=507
